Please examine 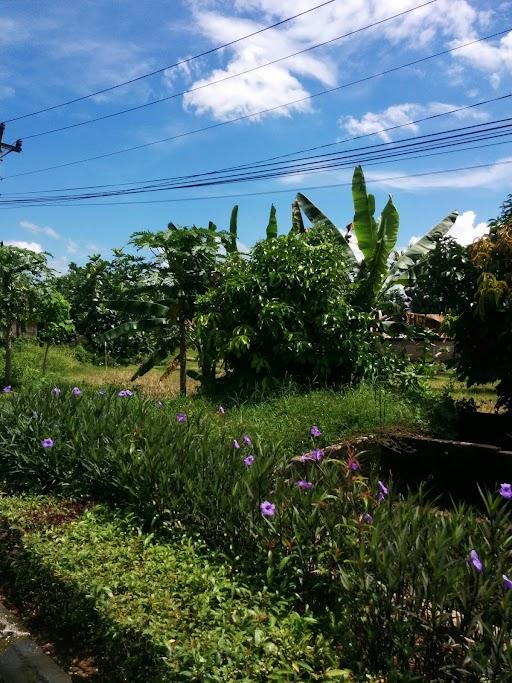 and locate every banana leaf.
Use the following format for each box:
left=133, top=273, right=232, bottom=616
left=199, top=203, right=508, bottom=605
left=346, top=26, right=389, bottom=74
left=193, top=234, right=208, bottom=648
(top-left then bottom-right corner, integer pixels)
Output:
left=131, top=341, right=177, bottom=381
left=295, top=192, right=356, bottom=266
left=352, top=165, right=378, bottom=261
left=383, top=211, right=458, bottom=289
left=266, top=204, right=278, bottom=239
left=97, top=317, right=169, bottom=343
left=365, top=196, right=399, bottom=302
left=290, top=199, right=305, bottom=234
left=105, top=300, right=170, bottom=318
left=226, top=205, right=239, bottom=253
